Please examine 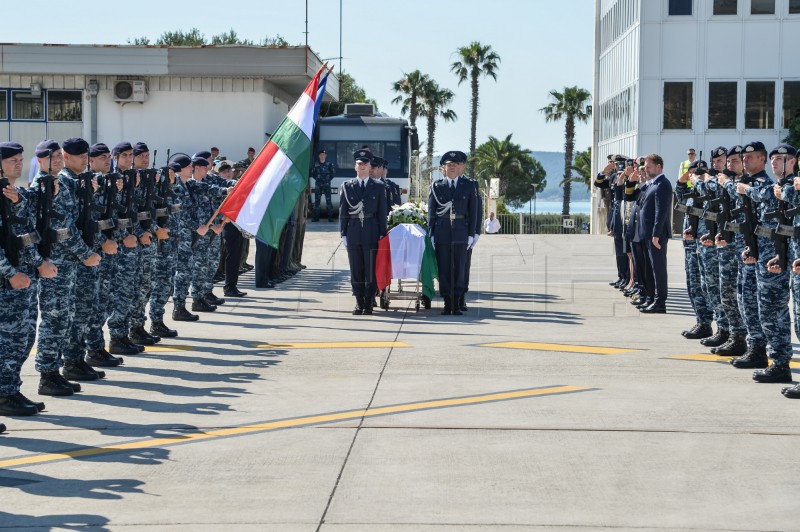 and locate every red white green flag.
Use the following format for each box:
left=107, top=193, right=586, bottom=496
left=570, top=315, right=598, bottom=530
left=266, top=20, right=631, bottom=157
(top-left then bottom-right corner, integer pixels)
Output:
left=221, top=68, right=328, bottom=247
